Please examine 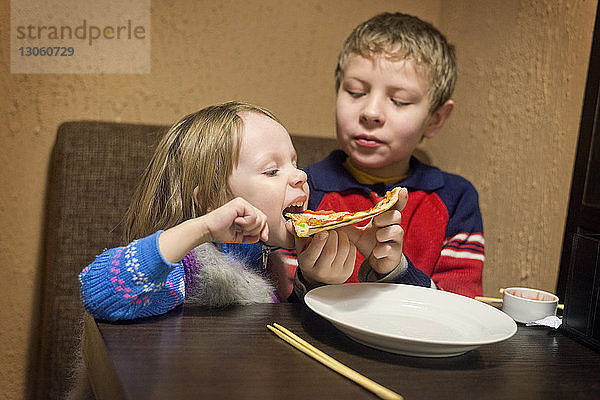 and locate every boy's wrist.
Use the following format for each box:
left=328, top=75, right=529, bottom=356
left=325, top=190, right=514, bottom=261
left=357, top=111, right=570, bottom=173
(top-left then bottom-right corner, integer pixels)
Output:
left=293, top=268, right=325, bottom=300
left=358, top=255, right=408, bottom=282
